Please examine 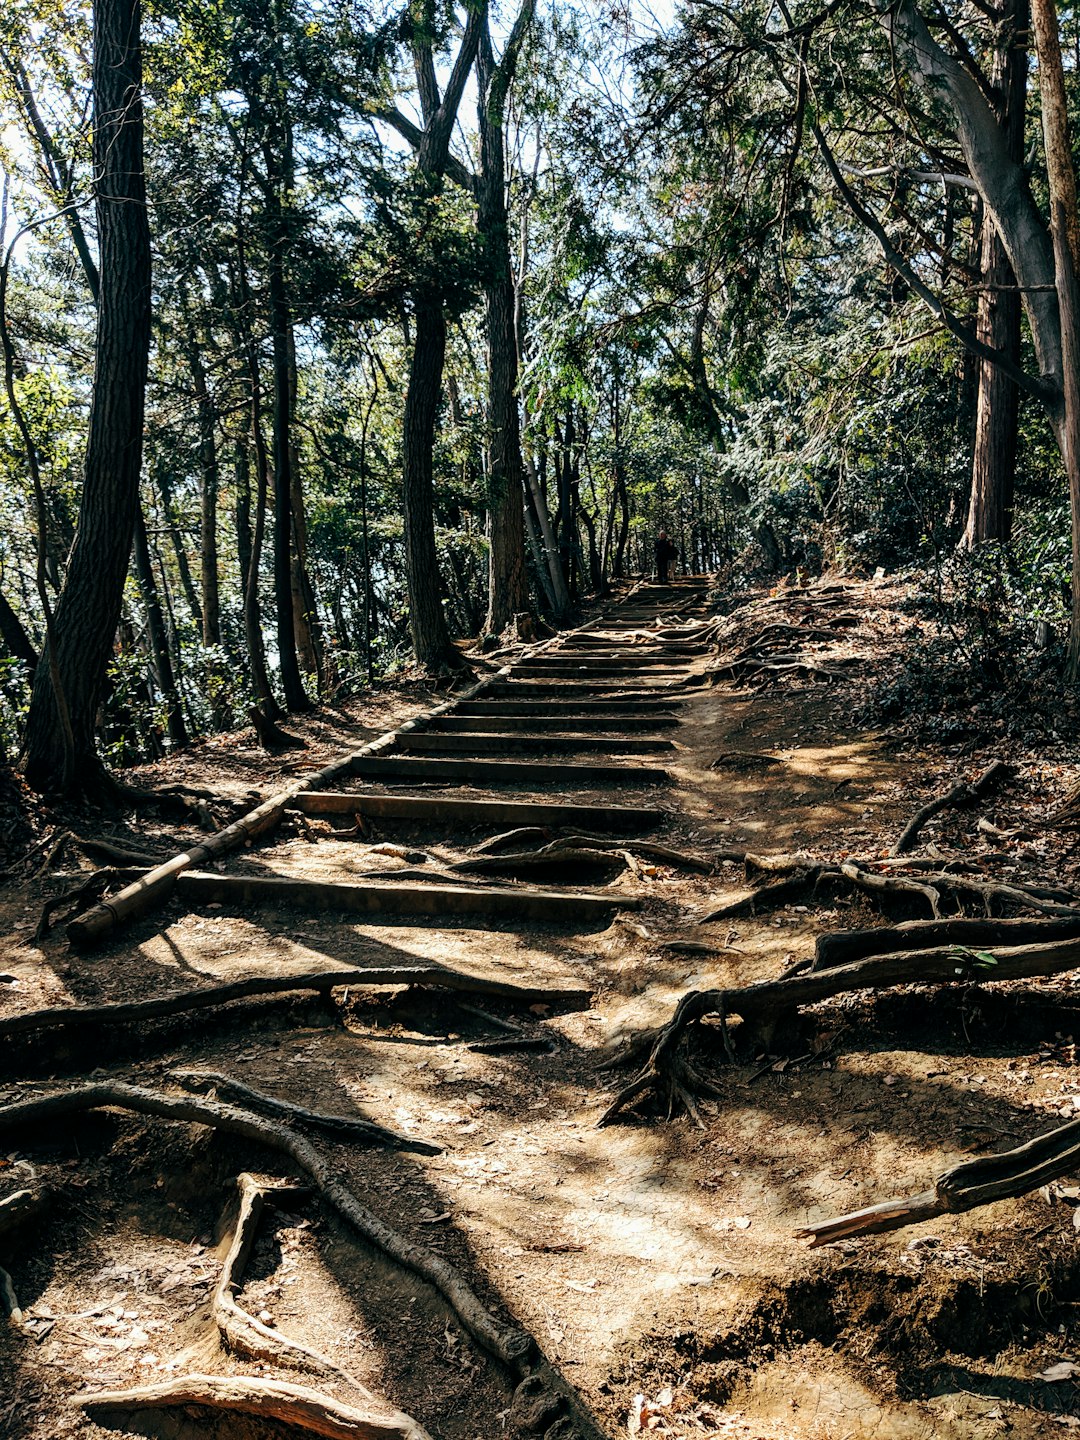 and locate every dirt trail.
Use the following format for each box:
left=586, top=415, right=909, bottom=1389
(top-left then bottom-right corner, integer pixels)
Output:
left=2, top=578, right=1079, bottom=1440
